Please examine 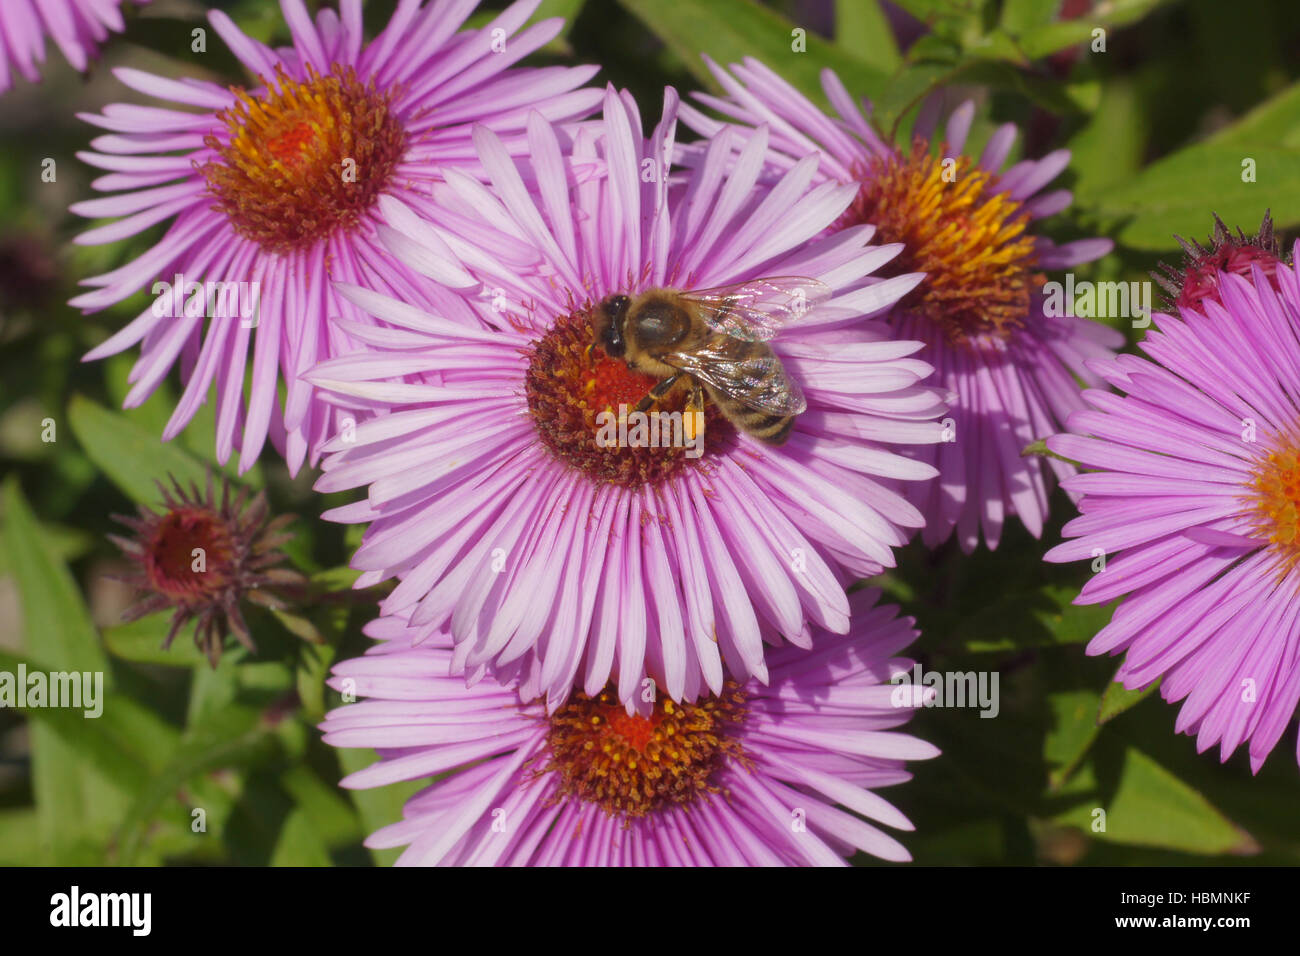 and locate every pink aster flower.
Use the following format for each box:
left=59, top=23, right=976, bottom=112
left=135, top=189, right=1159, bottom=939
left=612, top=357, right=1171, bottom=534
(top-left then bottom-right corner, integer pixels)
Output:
left=1045, top=231, right=1300, bottom=772
left=307, top=87, right=948, bottom=708
left=0, top=0, right=146, bottom=95
left=70, top=0, right=600, bottom=474
left=322, top=588, right=937, bottom=866
left=680, top=59, right=1125, bottom=551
